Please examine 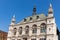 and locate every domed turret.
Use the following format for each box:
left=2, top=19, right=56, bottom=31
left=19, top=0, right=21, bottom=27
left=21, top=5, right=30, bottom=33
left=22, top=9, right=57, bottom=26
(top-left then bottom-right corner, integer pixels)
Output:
left=48, top=3, right=54, bottom=17
left=48, top=3, right=53, bottom=13
left=10, top=15, right=16, bottom=26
